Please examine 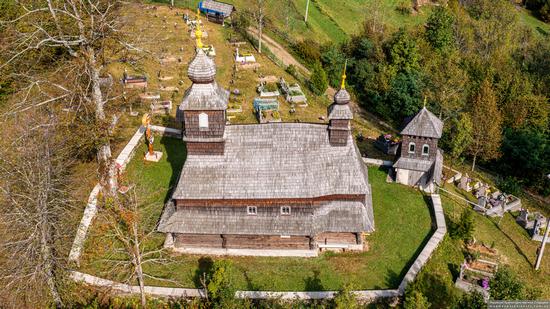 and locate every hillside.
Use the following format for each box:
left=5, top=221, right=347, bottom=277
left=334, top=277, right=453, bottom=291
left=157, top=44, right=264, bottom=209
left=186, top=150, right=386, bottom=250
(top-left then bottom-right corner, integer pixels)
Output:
left=157, top=0, right=549, bottom=44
